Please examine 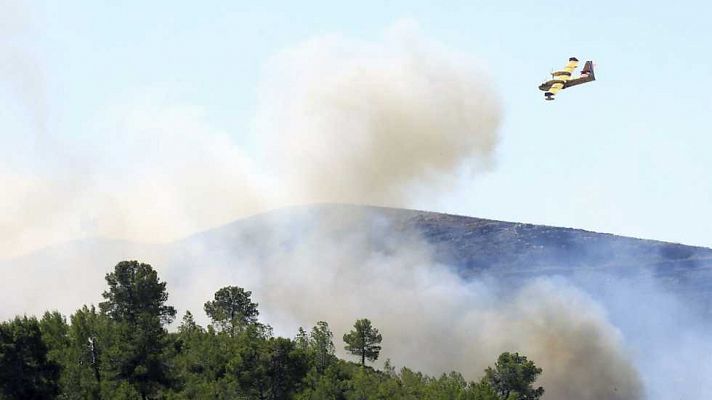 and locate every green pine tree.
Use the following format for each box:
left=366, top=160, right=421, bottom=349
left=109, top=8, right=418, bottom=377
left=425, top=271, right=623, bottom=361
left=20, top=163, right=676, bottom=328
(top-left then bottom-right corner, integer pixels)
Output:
left=483, top=352, right=544, bottom=400
left=0, top=316, right=61, bottom=399
left=342, top=319, right=382, bottom=367
left=99, top=260, right=177, bottom=399
left=204, top=286, right=260, bottom=336
left=310, top=321, right=336, bottom=372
